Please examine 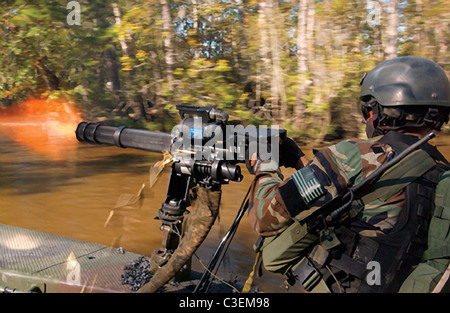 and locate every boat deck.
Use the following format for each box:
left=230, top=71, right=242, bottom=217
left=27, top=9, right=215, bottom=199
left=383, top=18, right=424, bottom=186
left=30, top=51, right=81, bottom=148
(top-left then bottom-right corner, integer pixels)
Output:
left=0, top=223, right=239, bottom=293
left=0, top=223, right=140, bottom=292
